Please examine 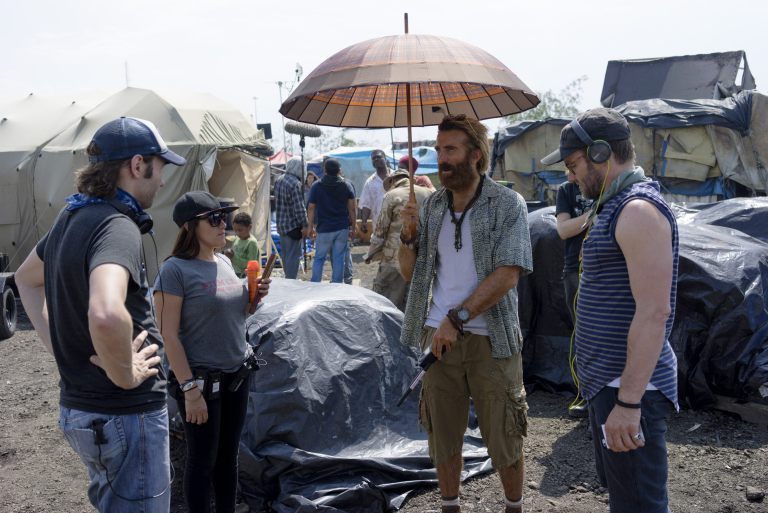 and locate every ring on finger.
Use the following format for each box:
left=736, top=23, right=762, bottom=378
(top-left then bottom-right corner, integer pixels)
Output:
left=632, top=433, right=642, bottom=441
